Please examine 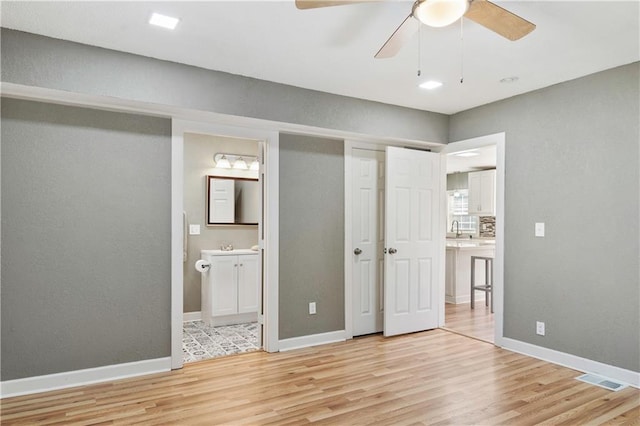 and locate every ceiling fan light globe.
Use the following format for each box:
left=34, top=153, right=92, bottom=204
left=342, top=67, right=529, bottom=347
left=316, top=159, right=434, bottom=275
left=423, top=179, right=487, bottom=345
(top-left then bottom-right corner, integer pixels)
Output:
left=415, top=0, right=469, bottom=28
